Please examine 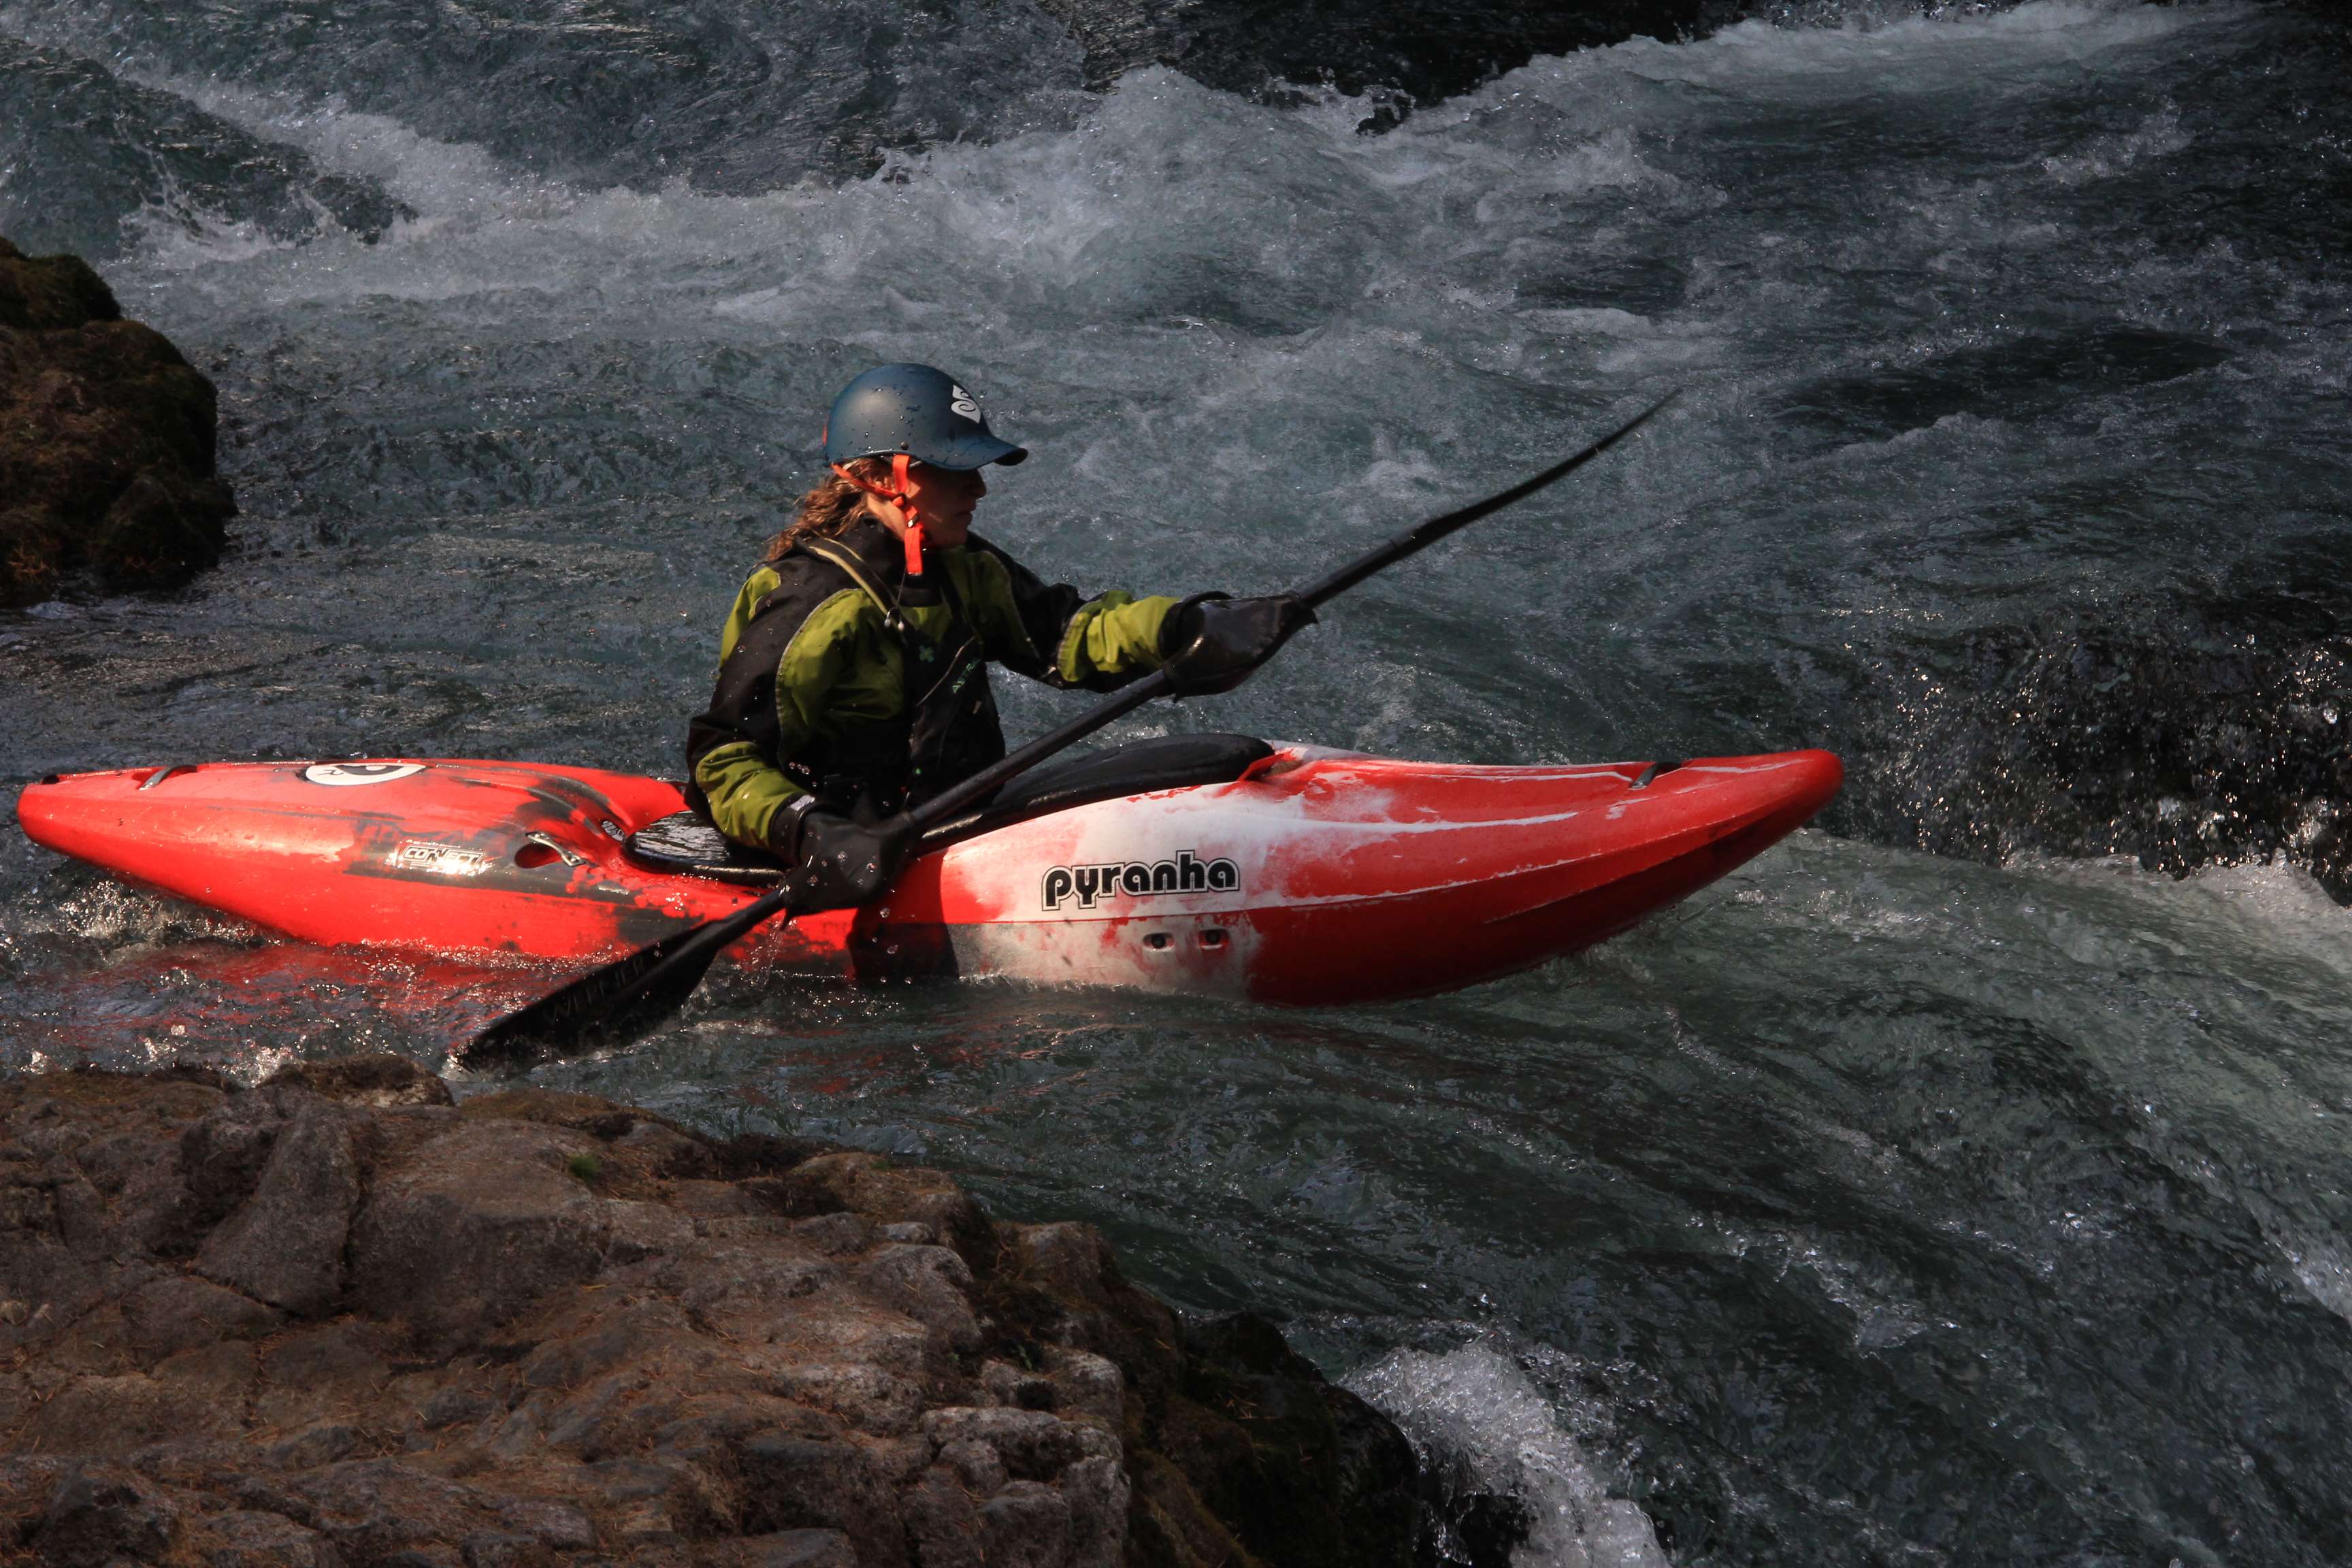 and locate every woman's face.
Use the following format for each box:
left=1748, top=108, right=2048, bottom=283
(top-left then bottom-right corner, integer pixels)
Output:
left=866, top=462, right=987, bottom=546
